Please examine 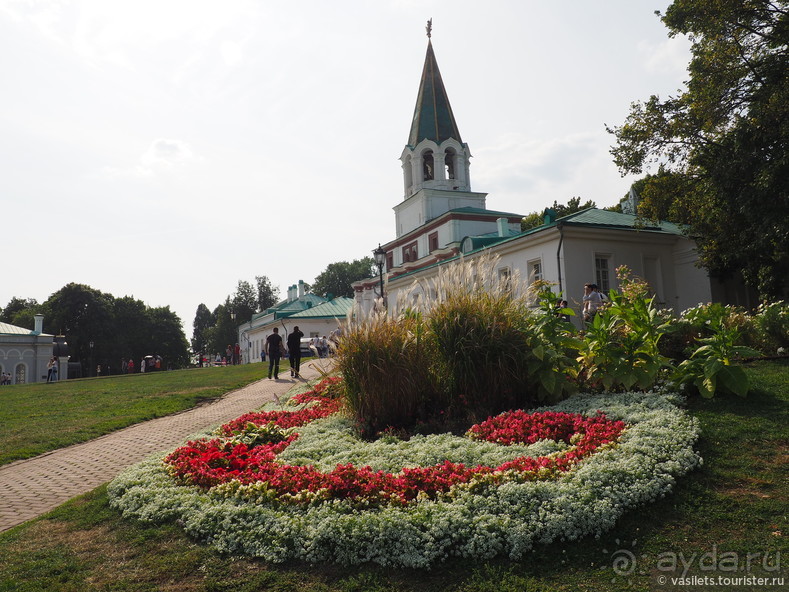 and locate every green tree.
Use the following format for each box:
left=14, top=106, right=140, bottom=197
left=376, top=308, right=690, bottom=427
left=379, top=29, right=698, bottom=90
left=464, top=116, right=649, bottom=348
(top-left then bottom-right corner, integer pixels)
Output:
left=312, top=257, right=377, bottom=298
left=206, top=299, right=236, bottom=357
left=0, top=297, right=39, bottom=327
left=607, top=0, right=789, bottom=299
left=41, top=283, right=115, bottom=376
left=255, top=275, right=280, bottom=310
left=232, top=280, right=258, bottom=324
left=146, top=306, right=190, bottom=368
left=521, top=197, right=597, bottom=231
left=40, top=284, right=191, bottom=374
left=191, top=303, right=214, bottom=355
left=113, top=296, right=150, bottom=367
